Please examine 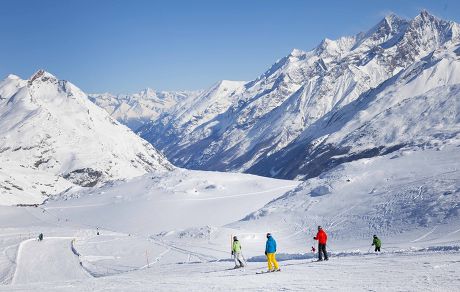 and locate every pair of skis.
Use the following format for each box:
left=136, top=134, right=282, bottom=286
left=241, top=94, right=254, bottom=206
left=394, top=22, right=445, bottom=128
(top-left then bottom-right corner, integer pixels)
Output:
left=256, top=269, right=281, bottom=274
